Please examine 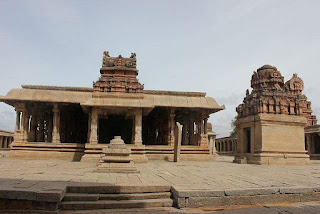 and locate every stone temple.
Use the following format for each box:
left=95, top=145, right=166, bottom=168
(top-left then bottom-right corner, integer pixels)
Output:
left=0, top=52, right=224, bottom=162
left=234, top=65, right=317, bottom=165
